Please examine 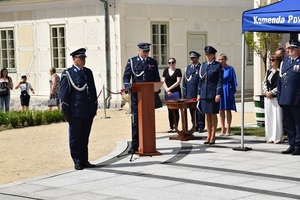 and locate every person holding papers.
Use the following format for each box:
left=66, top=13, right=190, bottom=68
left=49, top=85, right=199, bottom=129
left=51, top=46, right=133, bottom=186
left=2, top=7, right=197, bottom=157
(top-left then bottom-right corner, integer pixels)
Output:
left=162, top=57, right=182, bottom=133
